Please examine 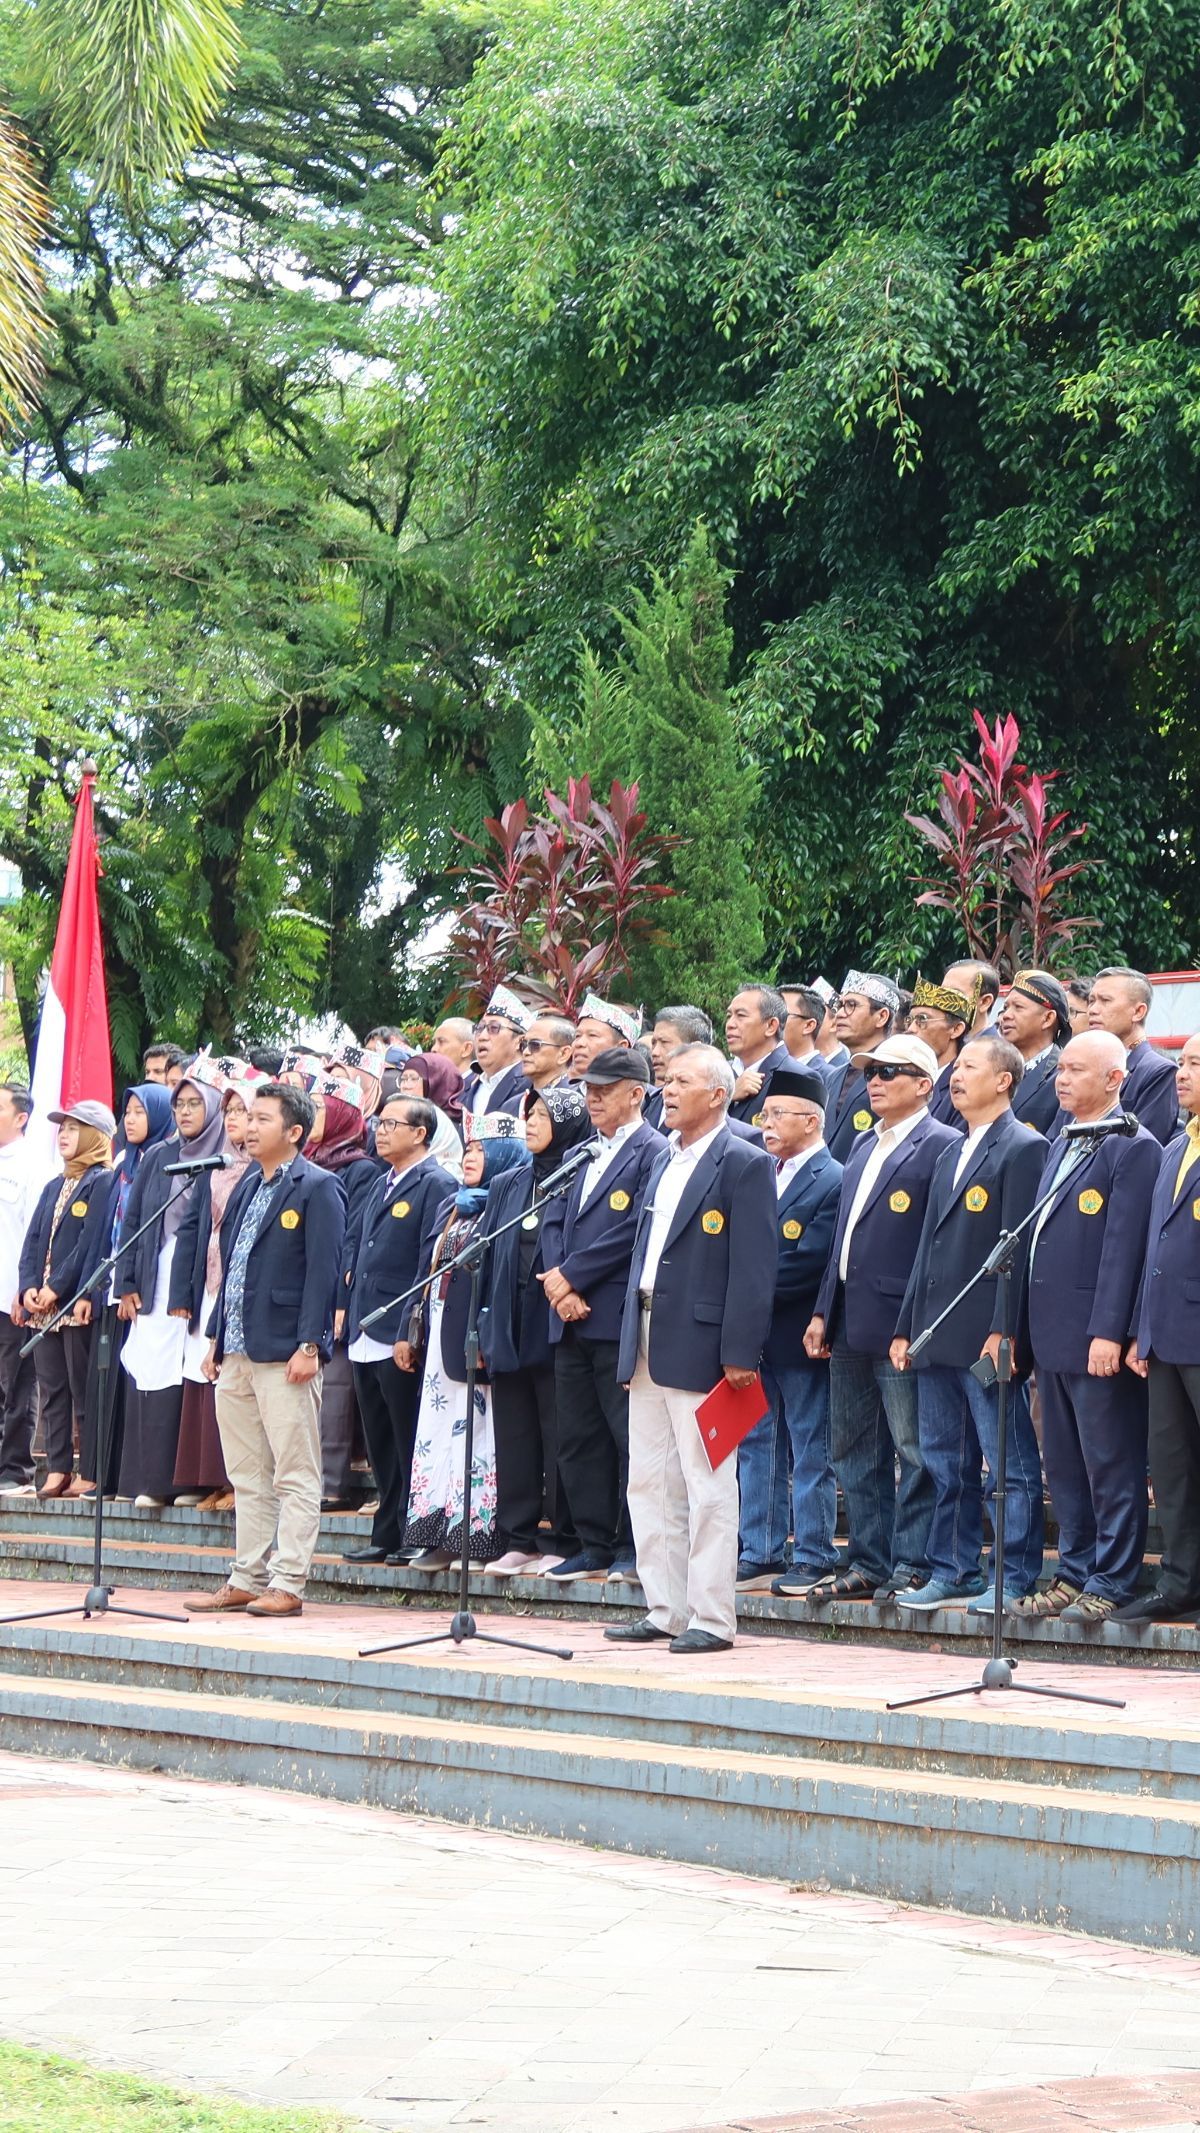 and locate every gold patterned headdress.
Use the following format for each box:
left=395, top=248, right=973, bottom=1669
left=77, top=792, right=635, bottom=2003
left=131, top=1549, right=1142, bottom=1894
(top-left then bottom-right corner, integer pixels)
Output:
left=911, top=976, right=977, bottom=1024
